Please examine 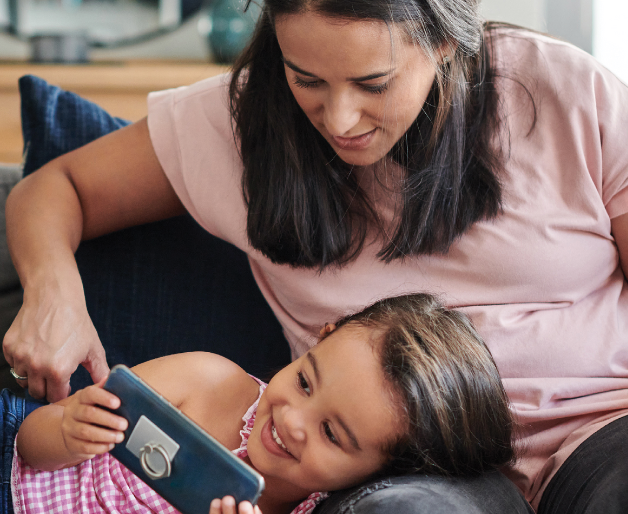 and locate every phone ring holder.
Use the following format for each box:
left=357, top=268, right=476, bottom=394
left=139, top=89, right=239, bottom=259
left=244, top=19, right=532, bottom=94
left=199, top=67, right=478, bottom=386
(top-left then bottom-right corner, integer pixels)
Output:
left=139, top=443, right=172, bottom=479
